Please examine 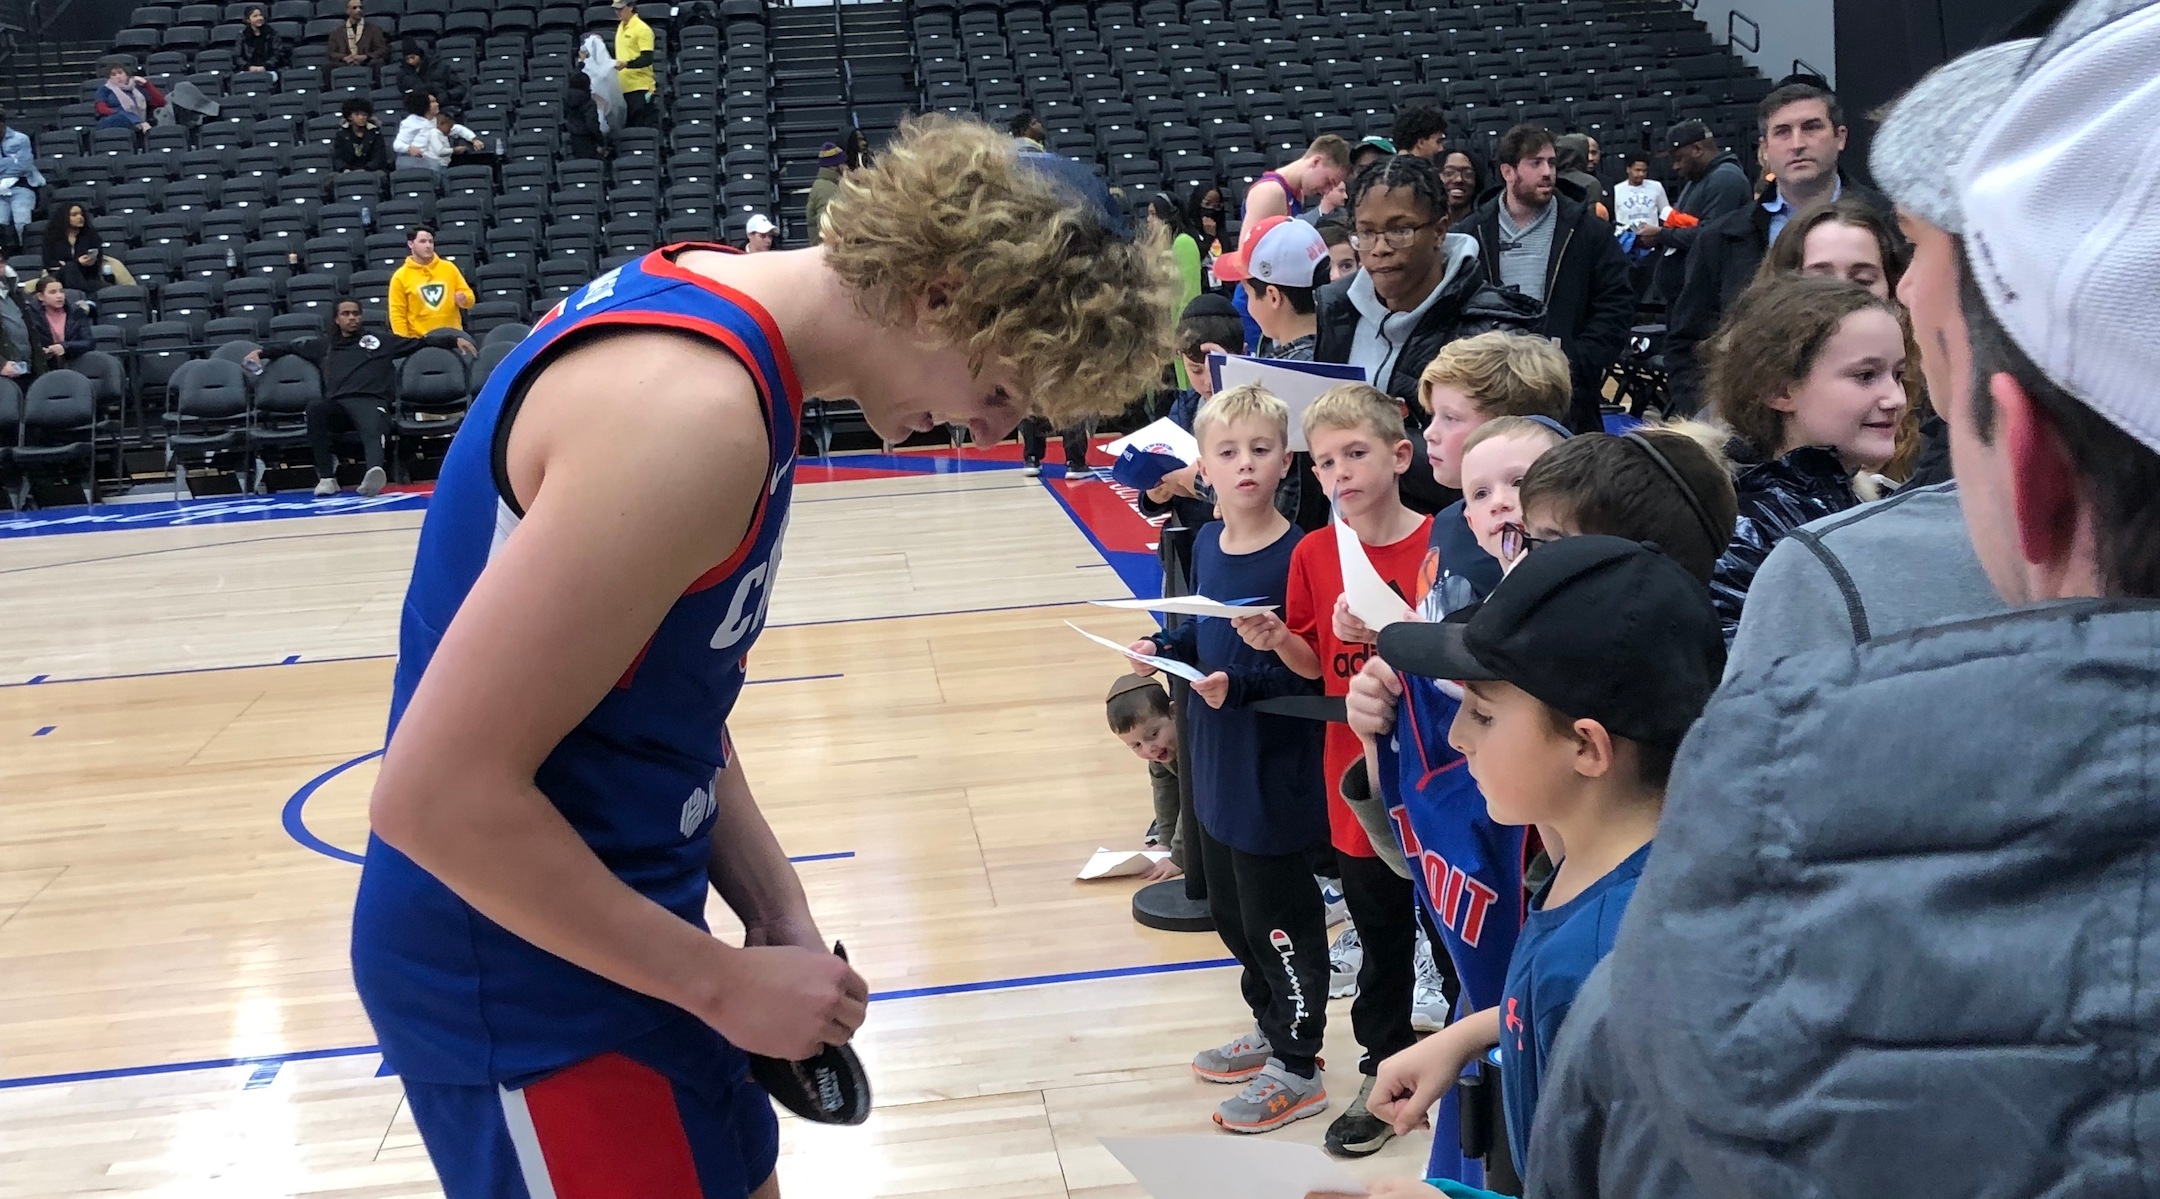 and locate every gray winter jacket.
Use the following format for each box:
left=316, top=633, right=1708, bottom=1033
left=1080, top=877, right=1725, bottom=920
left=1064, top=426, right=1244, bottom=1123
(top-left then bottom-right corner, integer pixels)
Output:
left=1531, top=599, right=2160, bottom=1198
left=1726, top=482, right=2002, bottom=677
